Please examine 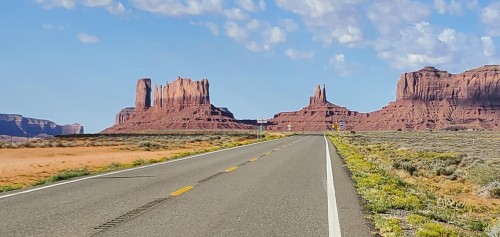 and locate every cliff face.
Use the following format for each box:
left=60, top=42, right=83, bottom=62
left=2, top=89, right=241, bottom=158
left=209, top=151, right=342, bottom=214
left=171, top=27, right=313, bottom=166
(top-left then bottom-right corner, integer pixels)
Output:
left=135, top=79, right=152, bottom=111
left=105, top=65, right=500, bottom=133
left=358, top=65, right=500, bottom=130
left=0, top=114, right=84, bottom=136
left=104, top=77, right=253, bottom=133
left=153, top=77, right=210, bottom=108
left=397, top=65, right=500, bottom=103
